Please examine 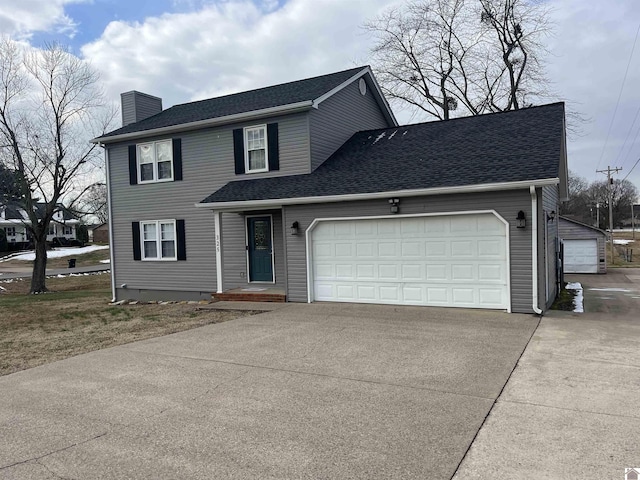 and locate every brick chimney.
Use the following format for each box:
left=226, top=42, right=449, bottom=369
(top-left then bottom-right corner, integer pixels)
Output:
left=120, top=91, right=162, bottom=127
